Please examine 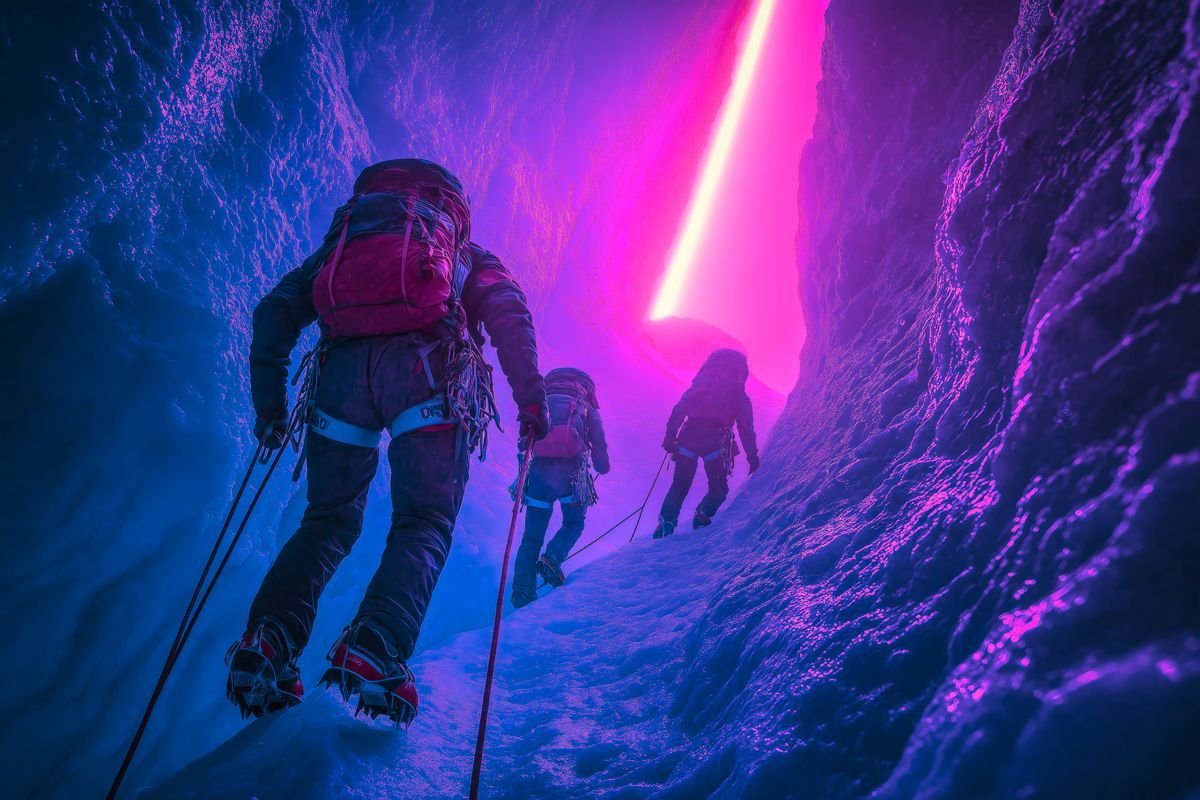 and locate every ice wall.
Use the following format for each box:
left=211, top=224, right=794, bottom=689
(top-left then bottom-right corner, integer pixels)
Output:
left=778, top=1, right=1200, bottom=795
left=699, top=0, right=1200, bottom=795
